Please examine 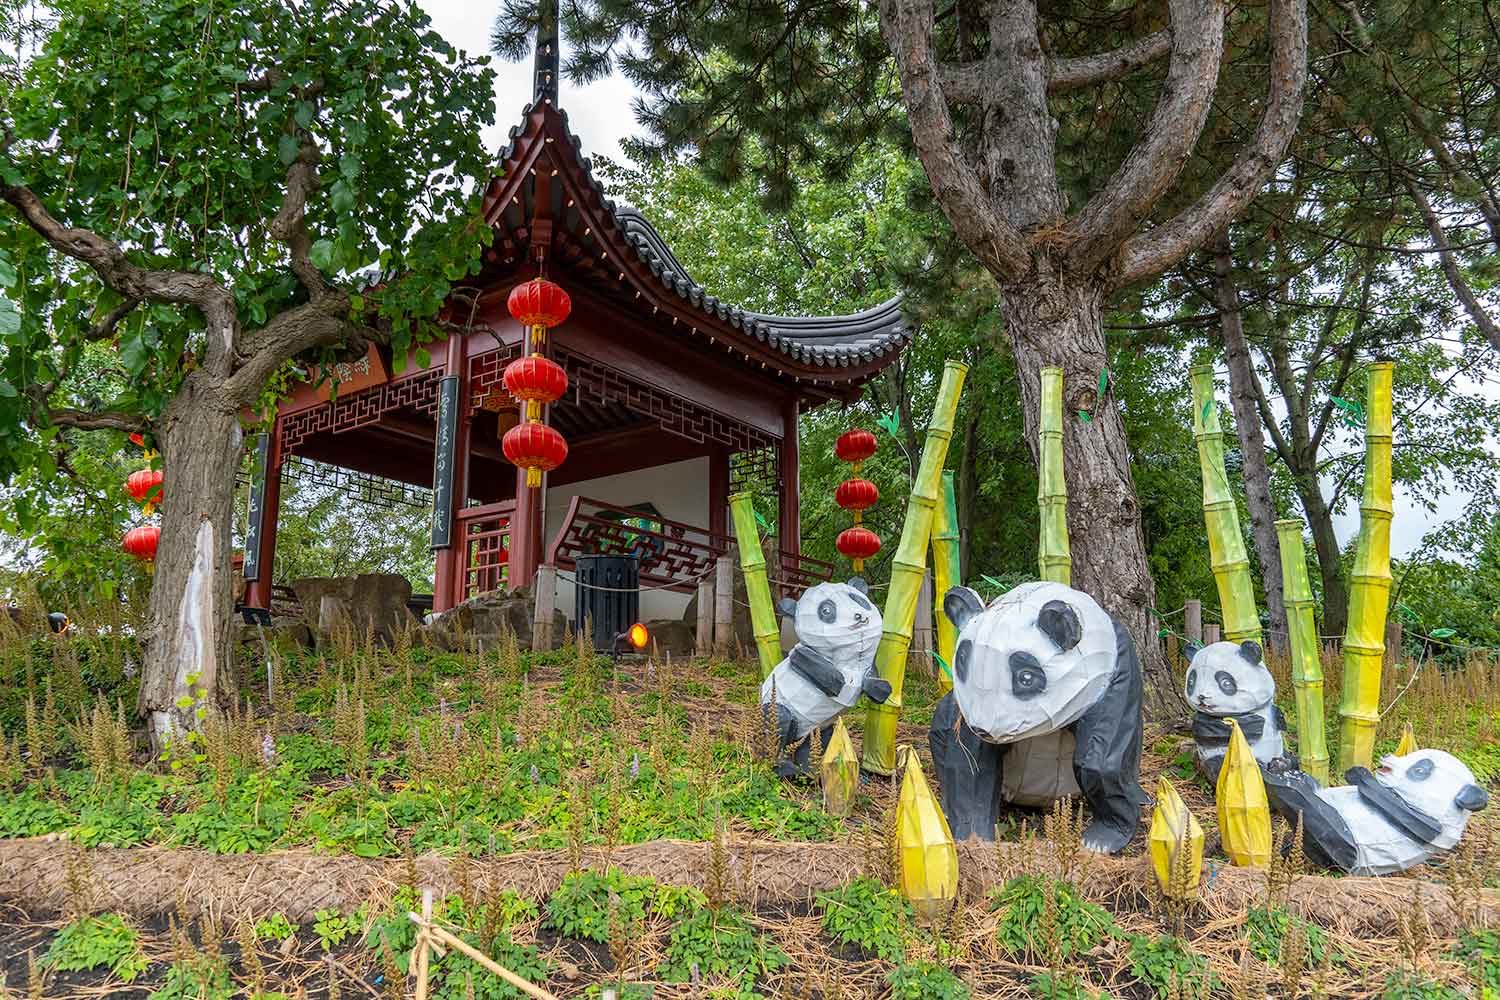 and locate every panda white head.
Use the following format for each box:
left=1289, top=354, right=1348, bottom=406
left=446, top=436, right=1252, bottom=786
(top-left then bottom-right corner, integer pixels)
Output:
left=779, top=578, right=882, bottom=665
left=1184, top=640, right=1274, bottom=716
left=943, top=580, right=1118, bottom=744
left=1373, top=749, right=1488, bottom=848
